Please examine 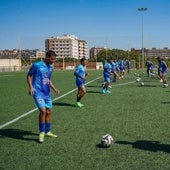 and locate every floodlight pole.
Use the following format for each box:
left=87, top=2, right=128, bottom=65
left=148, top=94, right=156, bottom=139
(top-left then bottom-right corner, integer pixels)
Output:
left=138, top=7, right=147, bottom=71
